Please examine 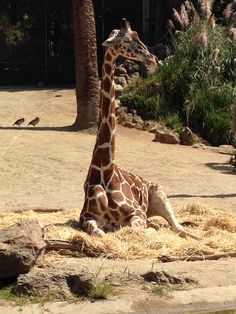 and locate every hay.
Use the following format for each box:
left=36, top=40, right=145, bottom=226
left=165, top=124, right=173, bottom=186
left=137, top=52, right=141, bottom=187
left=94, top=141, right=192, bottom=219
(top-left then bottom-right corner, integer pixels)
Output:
left=0, top=203, right=236, bottom=260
